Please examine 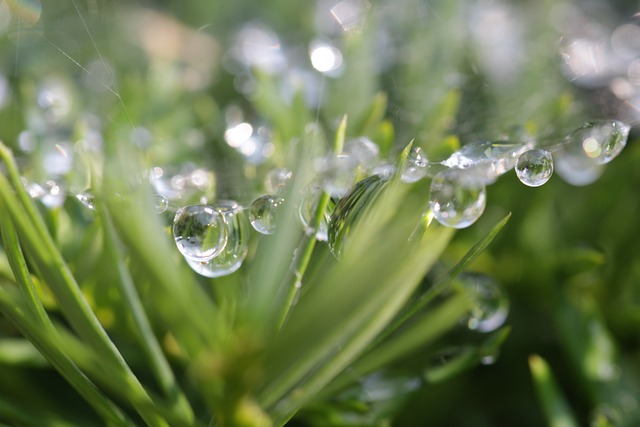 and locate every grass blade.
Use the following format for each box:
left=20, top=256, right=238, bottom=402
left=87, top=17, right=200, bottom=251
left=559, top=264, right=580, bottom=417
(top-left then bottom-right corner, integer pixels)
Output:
left=529, top=354, right=579, bottom=427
